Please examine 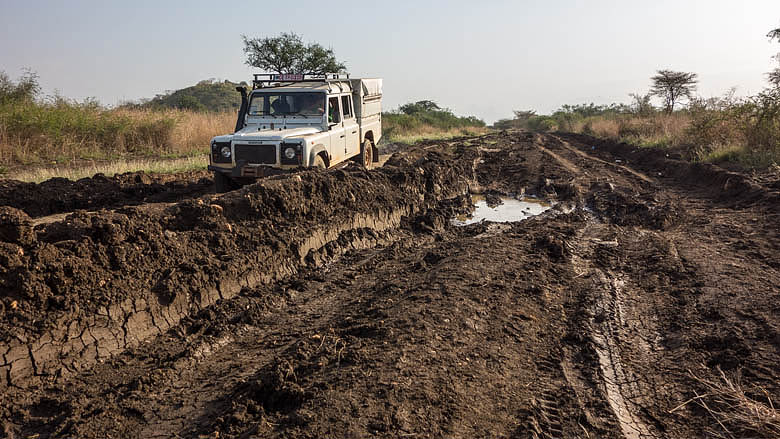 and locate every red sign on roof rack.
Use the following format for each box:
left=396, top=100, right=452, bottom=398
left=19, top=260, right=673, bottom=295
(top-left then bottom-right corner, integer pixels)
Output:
left=271, top=74, right=304, bottom=82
